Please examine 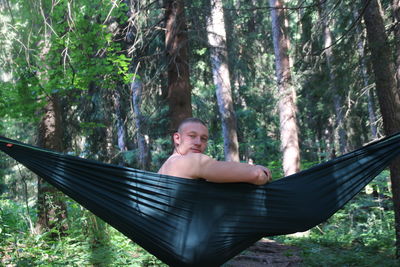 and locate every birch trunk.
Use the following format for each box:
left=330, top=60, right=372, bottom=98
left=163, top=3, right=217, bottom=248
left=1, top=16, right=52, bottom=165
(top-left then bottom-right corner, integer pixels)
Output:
left=269, top=0, right=300, bottom=175
left=165, top=0, right=192, bottom=132
left=207, top=0, right=239, bottom=162
left=363, top=0, right=400, bottom=257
